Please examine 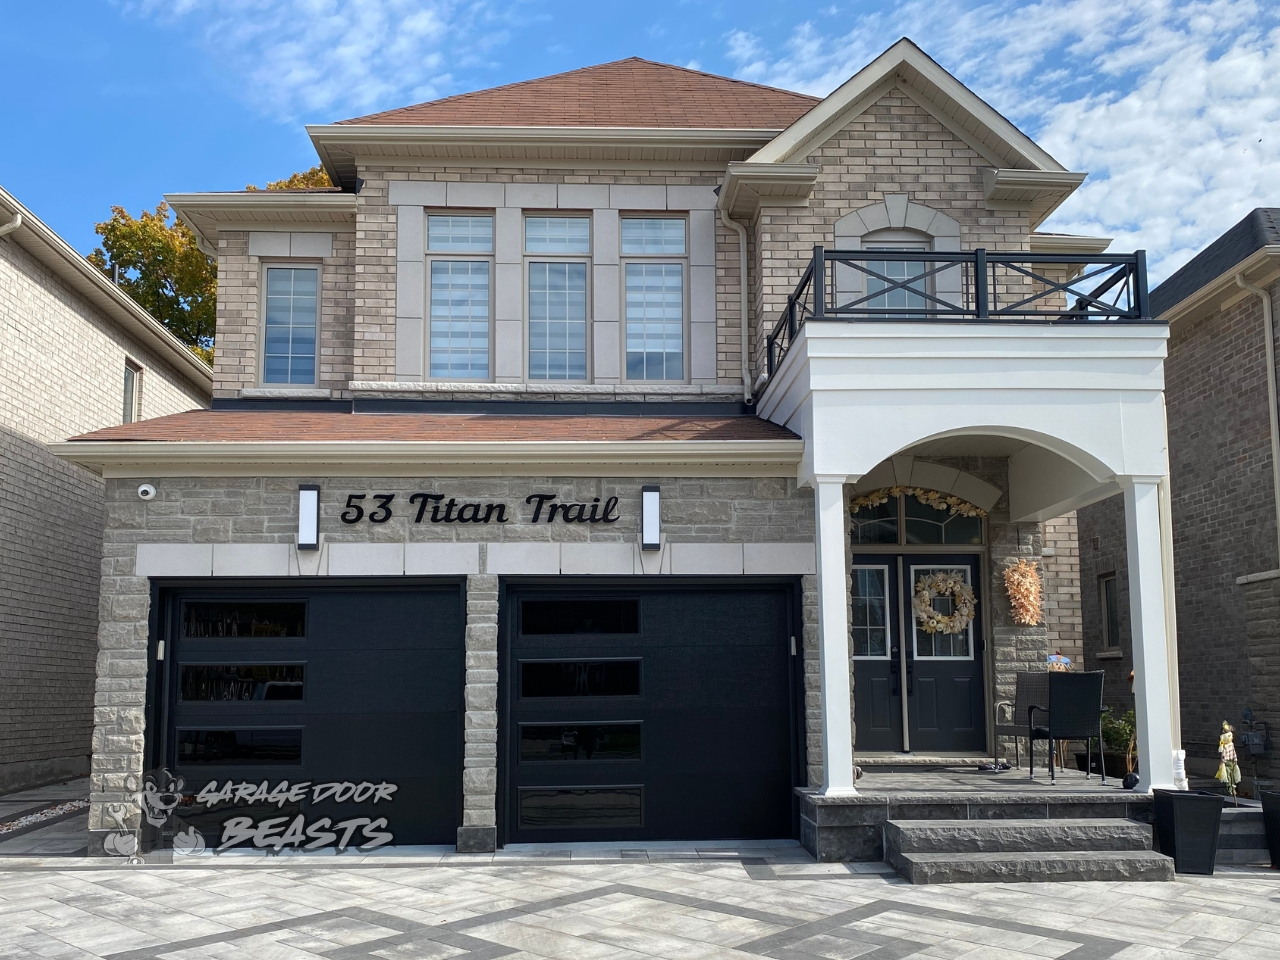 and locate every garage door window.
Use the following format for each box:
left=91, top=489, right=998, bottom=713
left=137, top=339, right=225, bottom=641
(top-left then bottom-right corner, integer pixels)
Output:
left=520, top=723, right=642, bottom=762
left=176, top=728, right=303, bottom=765
left=183, top=601, right=306, bottom=638
left=520, top=660, right=641, bottom=698
left=521, top=599, right=639, bottom=634
left=518, top=786, right=643, bottom=828
left=180, top=665, right=304, bottom=701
